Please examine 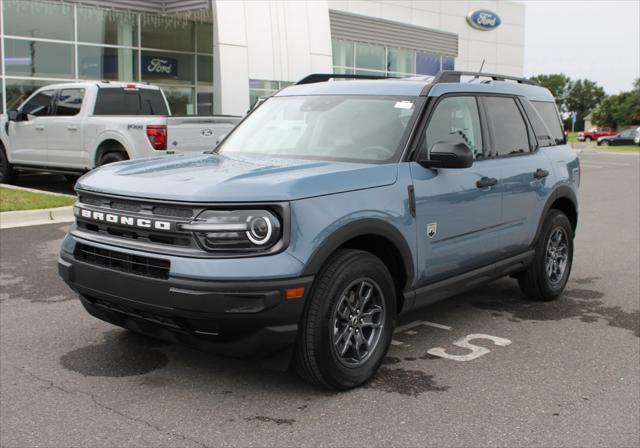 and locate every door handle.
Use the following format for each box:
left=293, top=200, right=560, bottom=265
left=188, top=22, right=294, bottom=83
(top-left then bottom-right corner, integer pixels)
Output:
left=533, top=168, right=549, bottom=179
left=67, top=125, right=78, bottom=131
left=476, top=177, right=498, bottom=188
left=35, top=125, right=45, bottom=131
